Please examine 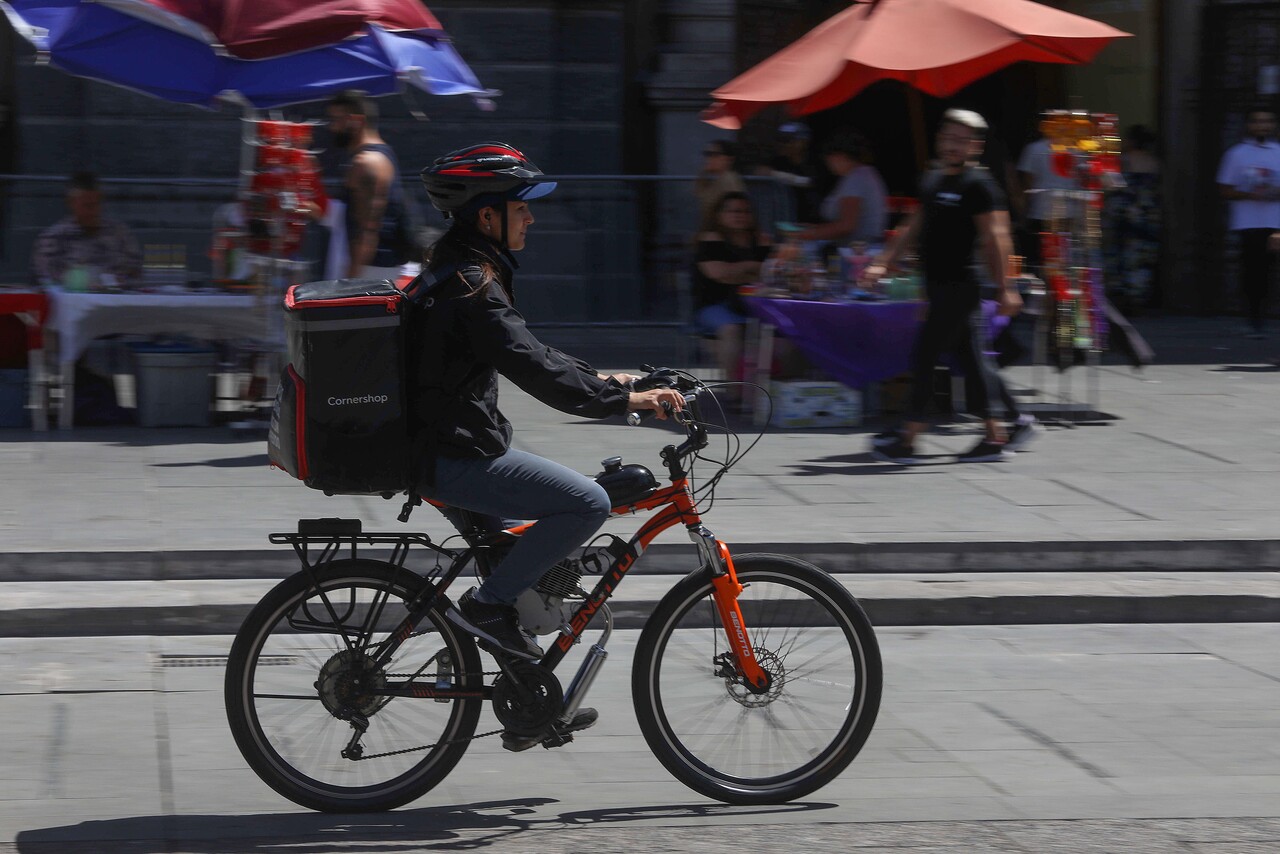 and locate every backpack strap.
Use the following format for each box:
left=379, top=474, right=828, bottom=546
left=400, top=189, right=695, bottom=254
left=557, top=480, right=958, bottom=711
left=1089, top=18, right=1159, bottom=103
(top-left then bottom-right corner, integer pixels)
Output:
left=400, top=262, right=459, bottom=307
